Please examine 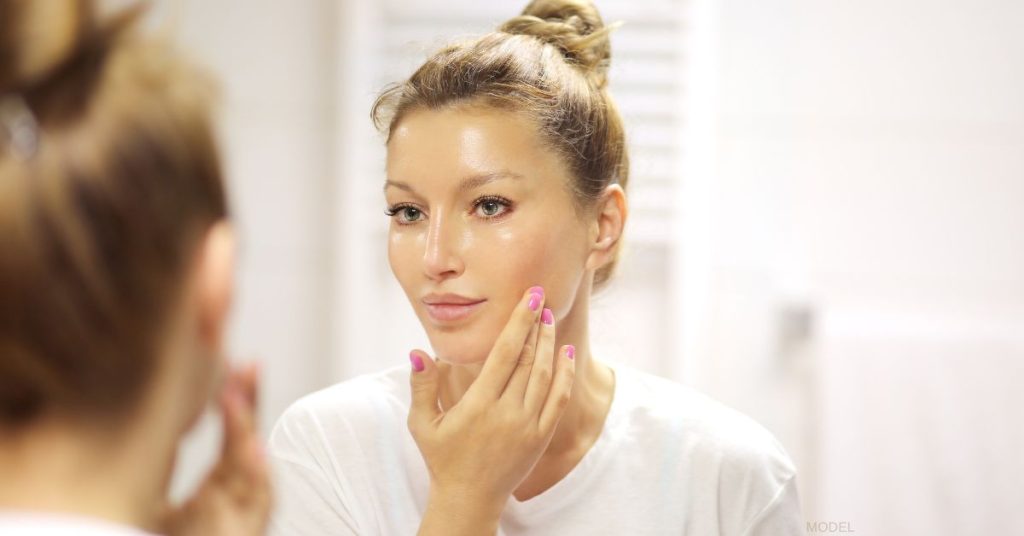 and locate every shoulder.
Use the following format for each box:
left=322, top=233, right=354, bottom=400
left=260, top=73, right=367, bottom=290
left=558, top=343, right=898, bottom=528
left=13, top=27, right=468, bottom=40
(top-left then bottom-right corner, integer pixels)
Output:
left=276, top=365, right=409, bottom=425
left=266, top=369, right=414, bottom=534
left=612, top=364, right=797, bottom=480
left=611, top=365, right=801, bottom=532
left=269, top=365, right=410, bottom=462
